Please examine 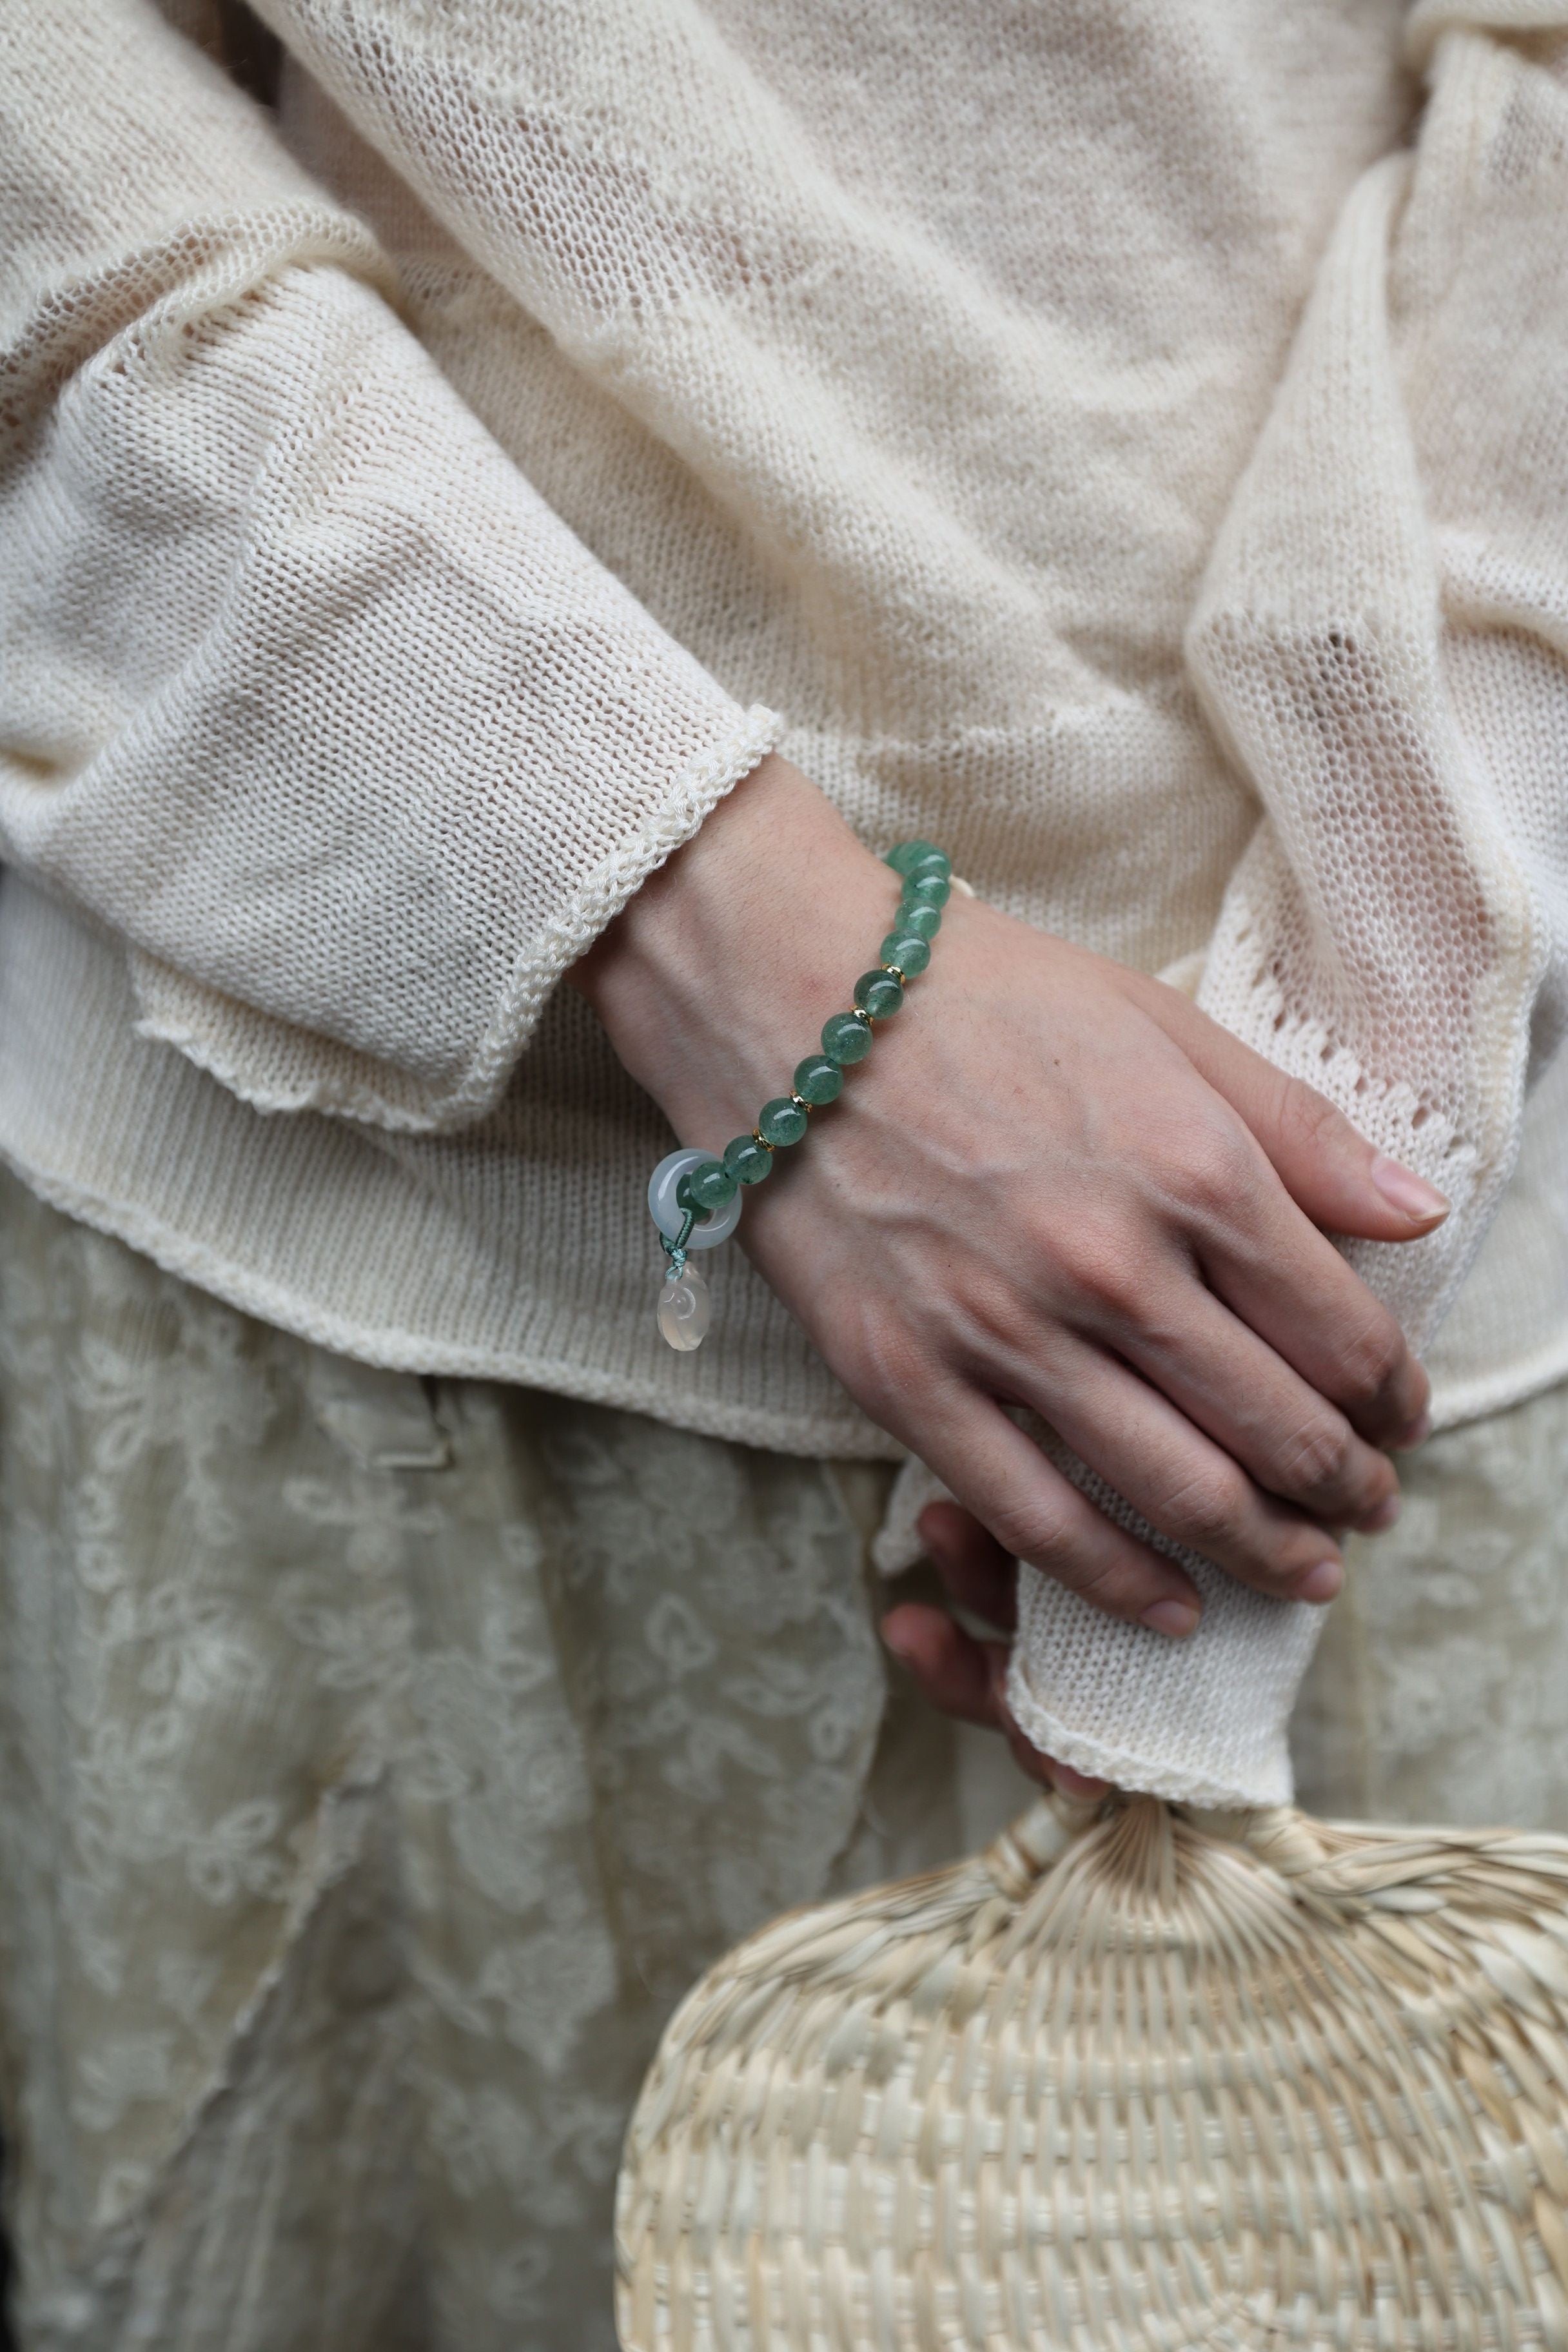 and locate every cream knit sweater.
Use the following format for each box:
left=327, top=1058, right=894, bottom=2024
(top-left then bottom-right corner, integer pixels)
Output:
left=3, top=3, right=1567, bottom=1480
